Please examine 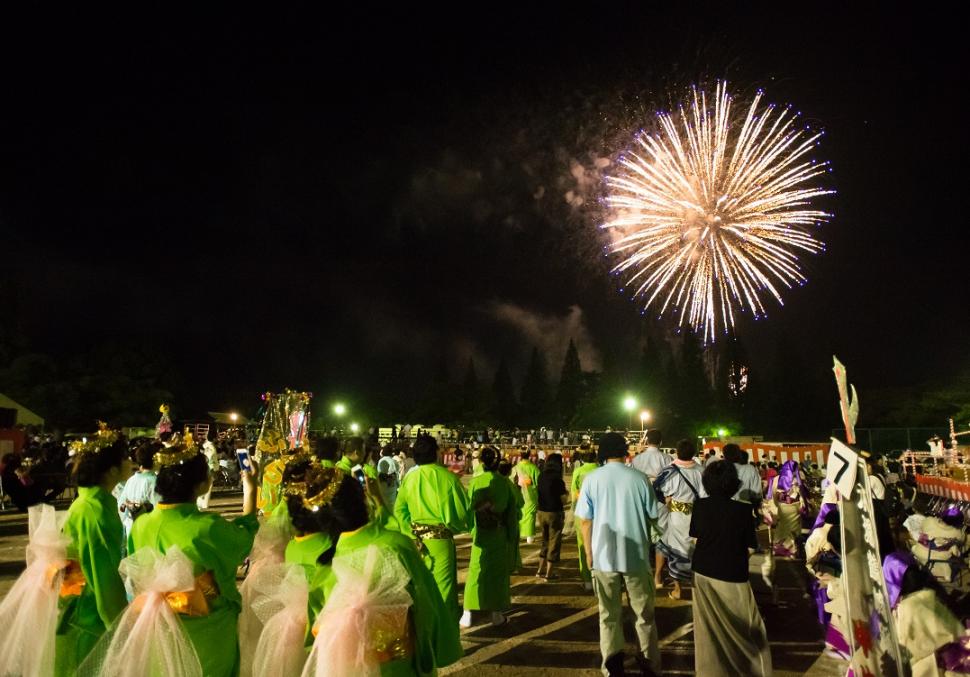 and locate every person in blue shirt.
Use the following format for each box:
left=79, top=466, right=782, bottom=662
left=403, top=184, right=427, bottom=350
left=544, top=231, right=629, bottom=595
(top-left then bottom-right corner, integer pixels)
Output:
left=575, top=432, right=662, bottom=677
left=117, top=442, right=160, bottom=543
